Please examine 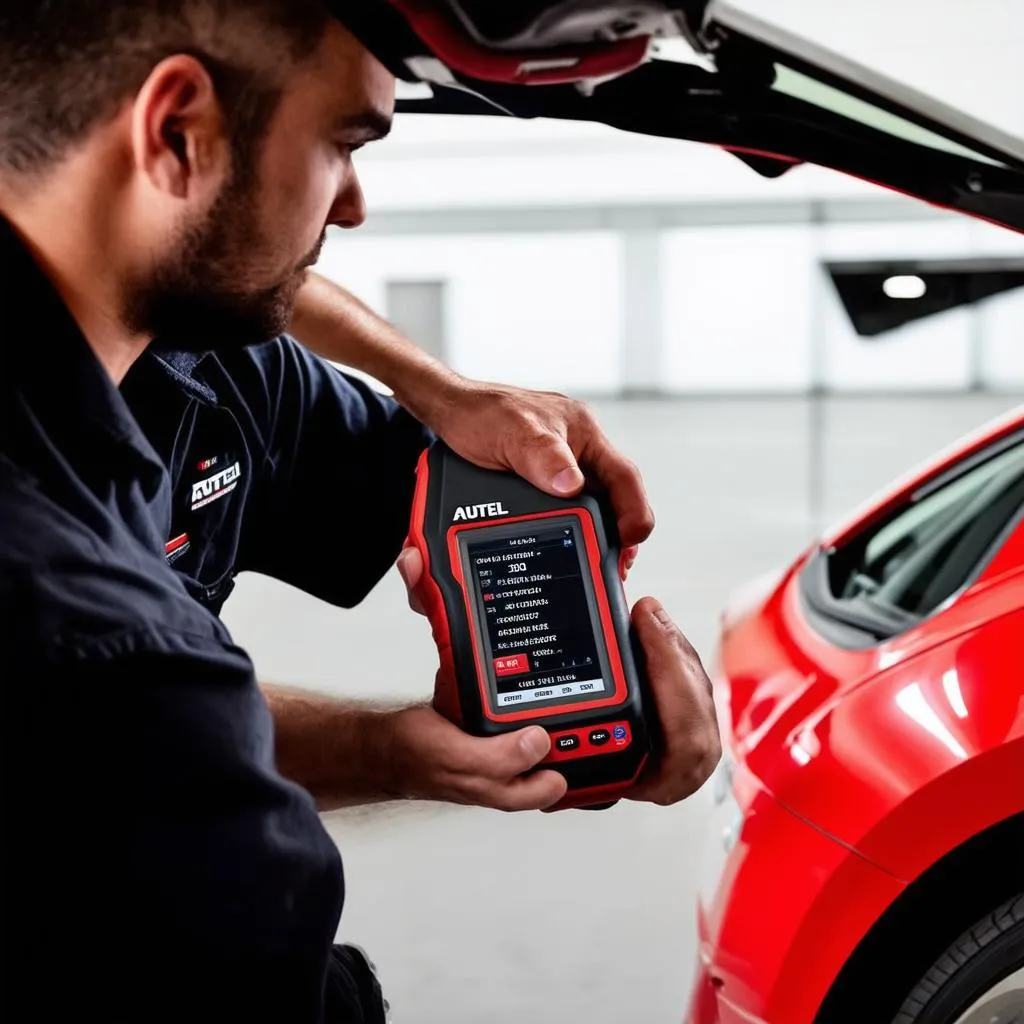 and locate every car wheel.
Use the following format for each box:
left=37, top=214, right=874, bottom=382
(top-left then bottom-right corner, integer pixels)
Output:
left=891, top=893, right=1023, bottom=1023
